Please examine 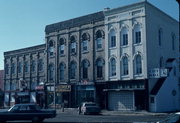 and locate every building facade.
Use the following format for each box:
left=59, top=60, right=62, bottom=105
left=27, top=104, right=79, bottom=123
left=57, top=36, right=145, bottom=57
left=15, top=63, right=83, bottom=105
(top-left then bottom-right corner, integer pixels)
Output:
left=3, top=1, right=180, bottom=112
